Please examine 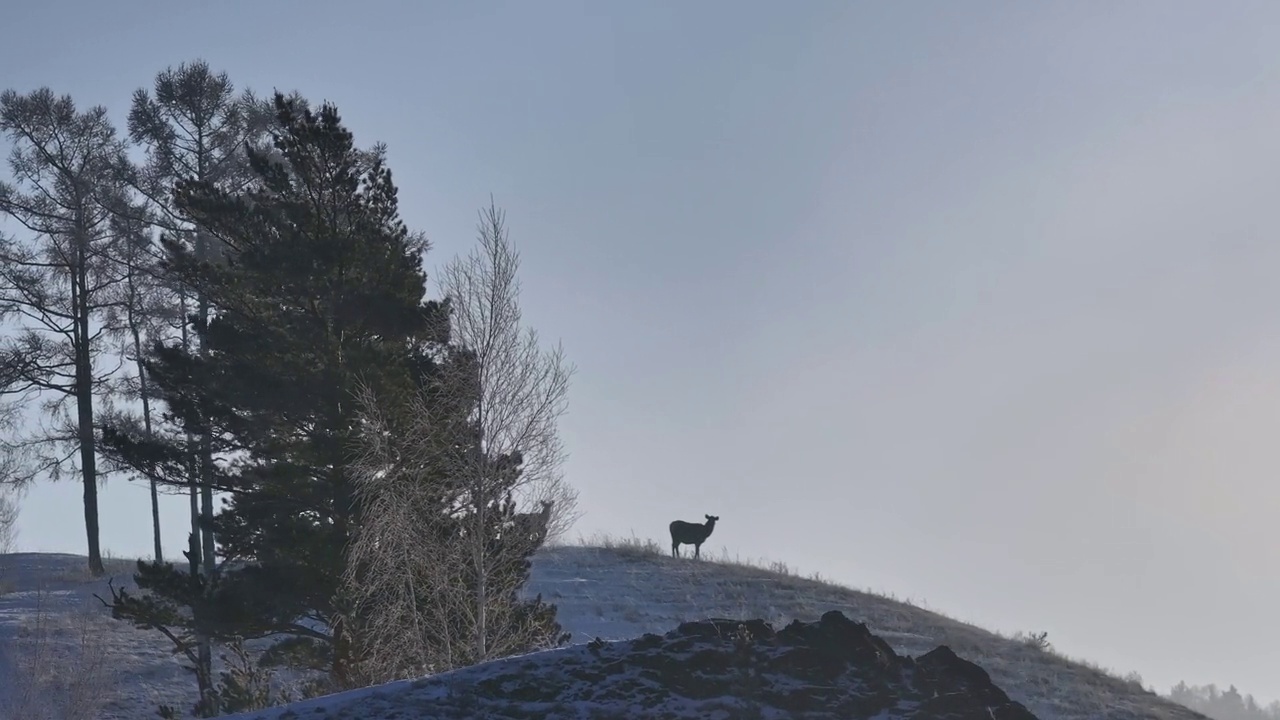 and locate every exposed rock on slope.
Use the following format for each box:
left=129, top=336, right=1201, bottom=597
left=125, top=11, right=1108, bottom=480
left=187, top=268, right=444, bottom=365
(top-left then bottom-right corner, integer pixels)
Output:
left=545, top=610, right=1040, bottom=719
left=229, top=610, right=1038, bottom=719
